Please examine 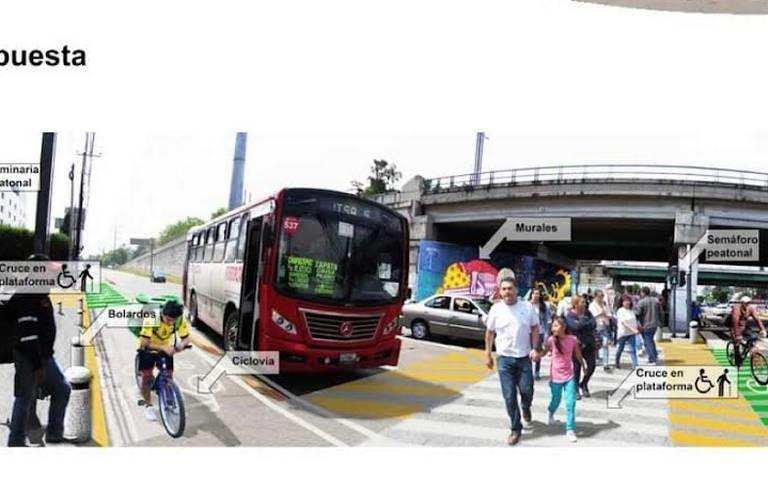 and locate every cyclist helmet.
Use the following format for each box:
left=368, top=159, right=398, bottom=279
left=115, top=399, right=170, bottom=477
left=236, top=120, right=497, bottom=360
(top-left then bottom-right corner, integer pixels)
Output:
left=162, top=301, right=184, bottom=318
left=741, top=296, right=752, bottom=304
